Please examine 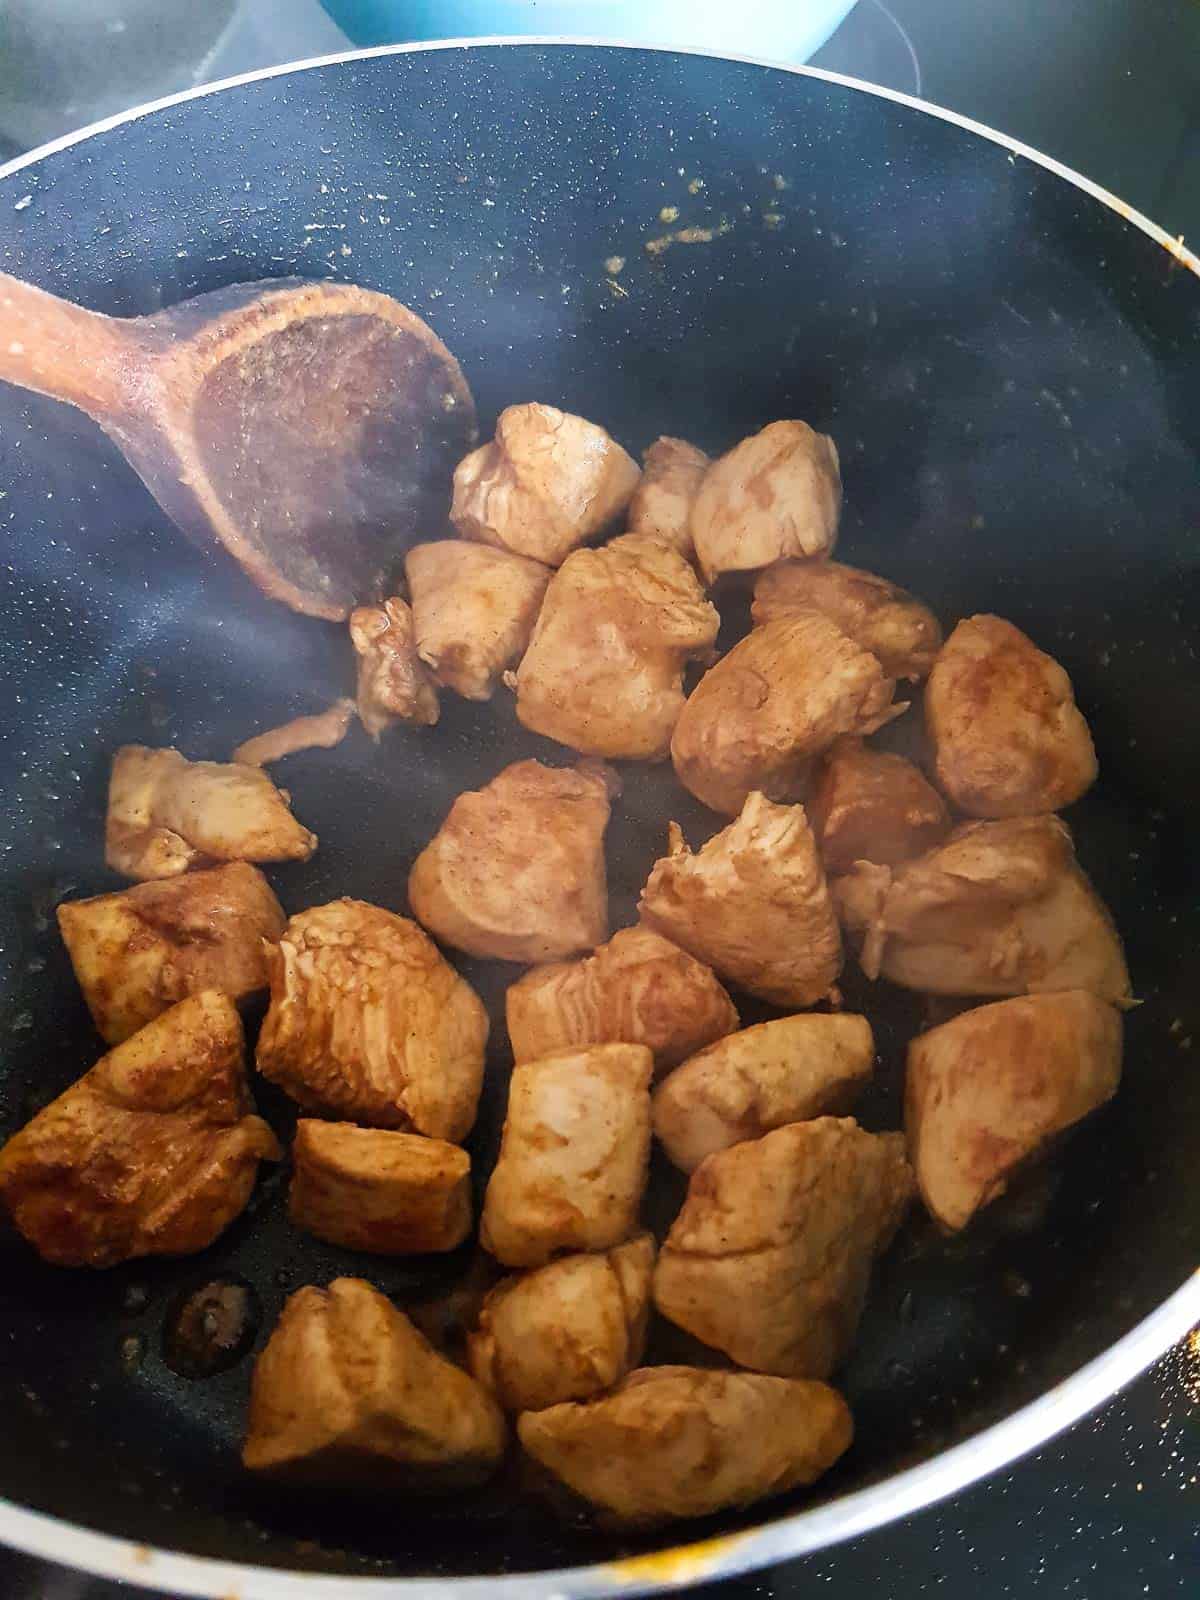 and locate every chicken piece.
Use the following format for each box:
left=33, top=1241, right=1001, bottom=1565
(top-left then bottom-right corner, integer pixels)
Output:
left=57, top=862, right=286, bottom=1045
left=653, top=1013, right=874, bottom=1172
left=480, top=1043, right=652, bottom=1268
left=625, top=436, right=710, bottom=560
left=348, top=596, right=440, bottom=739
left=671, top=615, right=903, bottom=817
left=926, top=614, right=1098, bottom=816
left=404, top=540, right=551, bottom=702
left=232, top=698, right=356, bottom=766
left=654, top=1118, right=913, bottom=1378
left=451, top=403, right=640, bottom=567
left=408, top=759, right=612, bottom=963
left=833, top=815, right=1132, bottom=1007
left=518, top=1365, right=852, bottom=1525
left=105, top=744, right=316, bottom=881
left=256, top=900, right=488, bottom=1140
left=907, top=990, right=1122, bottom=1231
left=689, top=420, right=841, bottom=585
left=0, top=992, right=280, bottom=1268
left=639, top=793, right=842, bottom=1007
left=752, top=560, right=943, bottom=680
left=243, top=1278, right=506, bottom=1489
left=513, top=533, right=720, bottom=761
left=288, top=1121, right=471, bottom=1254
left=468, top=1234, right=655, bottom=1412
left=809, top=737, right=949, bottom=875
